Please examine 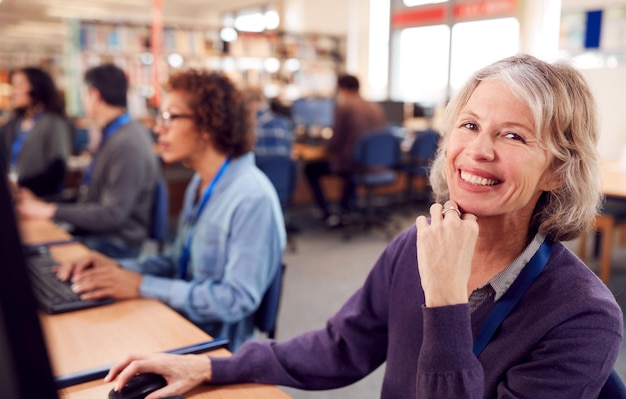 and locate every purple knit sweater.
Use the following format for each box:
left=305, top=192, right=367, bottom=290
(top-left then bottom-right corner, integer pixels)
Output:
left=211, top=226, right=623, bottom=398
